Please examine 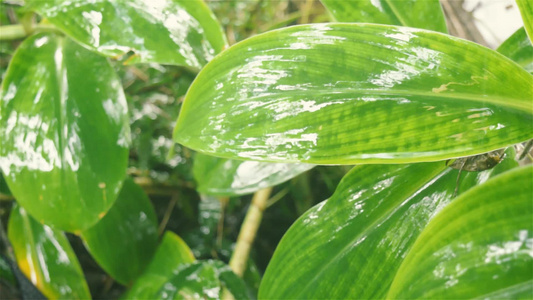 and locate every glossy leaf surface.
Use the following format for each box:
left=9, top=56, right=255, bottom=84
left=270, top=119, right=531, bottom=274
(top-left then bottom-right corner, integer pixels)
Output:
left=153, top=260, right=251, bottom=300
left=8, top=205, right=91, bottom=299
left=125, top=231, right=195, bottom=298
left=81, top=178, right=158, bottom=285
left=194, top=153, right=313, bottom=196
left=29, top=0, right=227, bottom=69
left=497, top=27, right=533, bottom=73
left=175, top=24, right=533, bottom=164
left=259, top=150, right=521, bottom=298
left=320, top=0, right=447, bottom=33
left=0, top=33, right=130, bottom=231
left=388, top=165, right=533, bottom=299
left=517, top=0, right=533, bottom=42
